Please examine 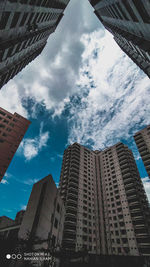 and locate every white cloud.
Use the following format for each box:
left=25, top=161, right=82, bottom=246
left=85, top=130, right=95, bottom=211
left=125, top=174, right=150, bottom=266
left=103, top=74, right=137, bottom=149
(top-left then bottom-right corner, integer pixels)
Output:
left=0, top=81, right=28, bottom=118
left=19, top=123, right=49, bottom=161
left=21, top=205, right=27, bottom=210
left=0, top=0, right=102, bottom=119
left=1, top=179, right=9, bottom=184
left=68, top=31, right=150, bottom=150
left=57, top=154, right=63, bottom=159
left=50, top=157, right=55, bottom=162
left=135, top=155, right=141, bottom=161
left=142, top=177, right=150, bottom=202
left=23, top=178, right=39, bottom=185
left=1, top=173, right=12, bottom=184
left=55, top=182, right=59, bottom=188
